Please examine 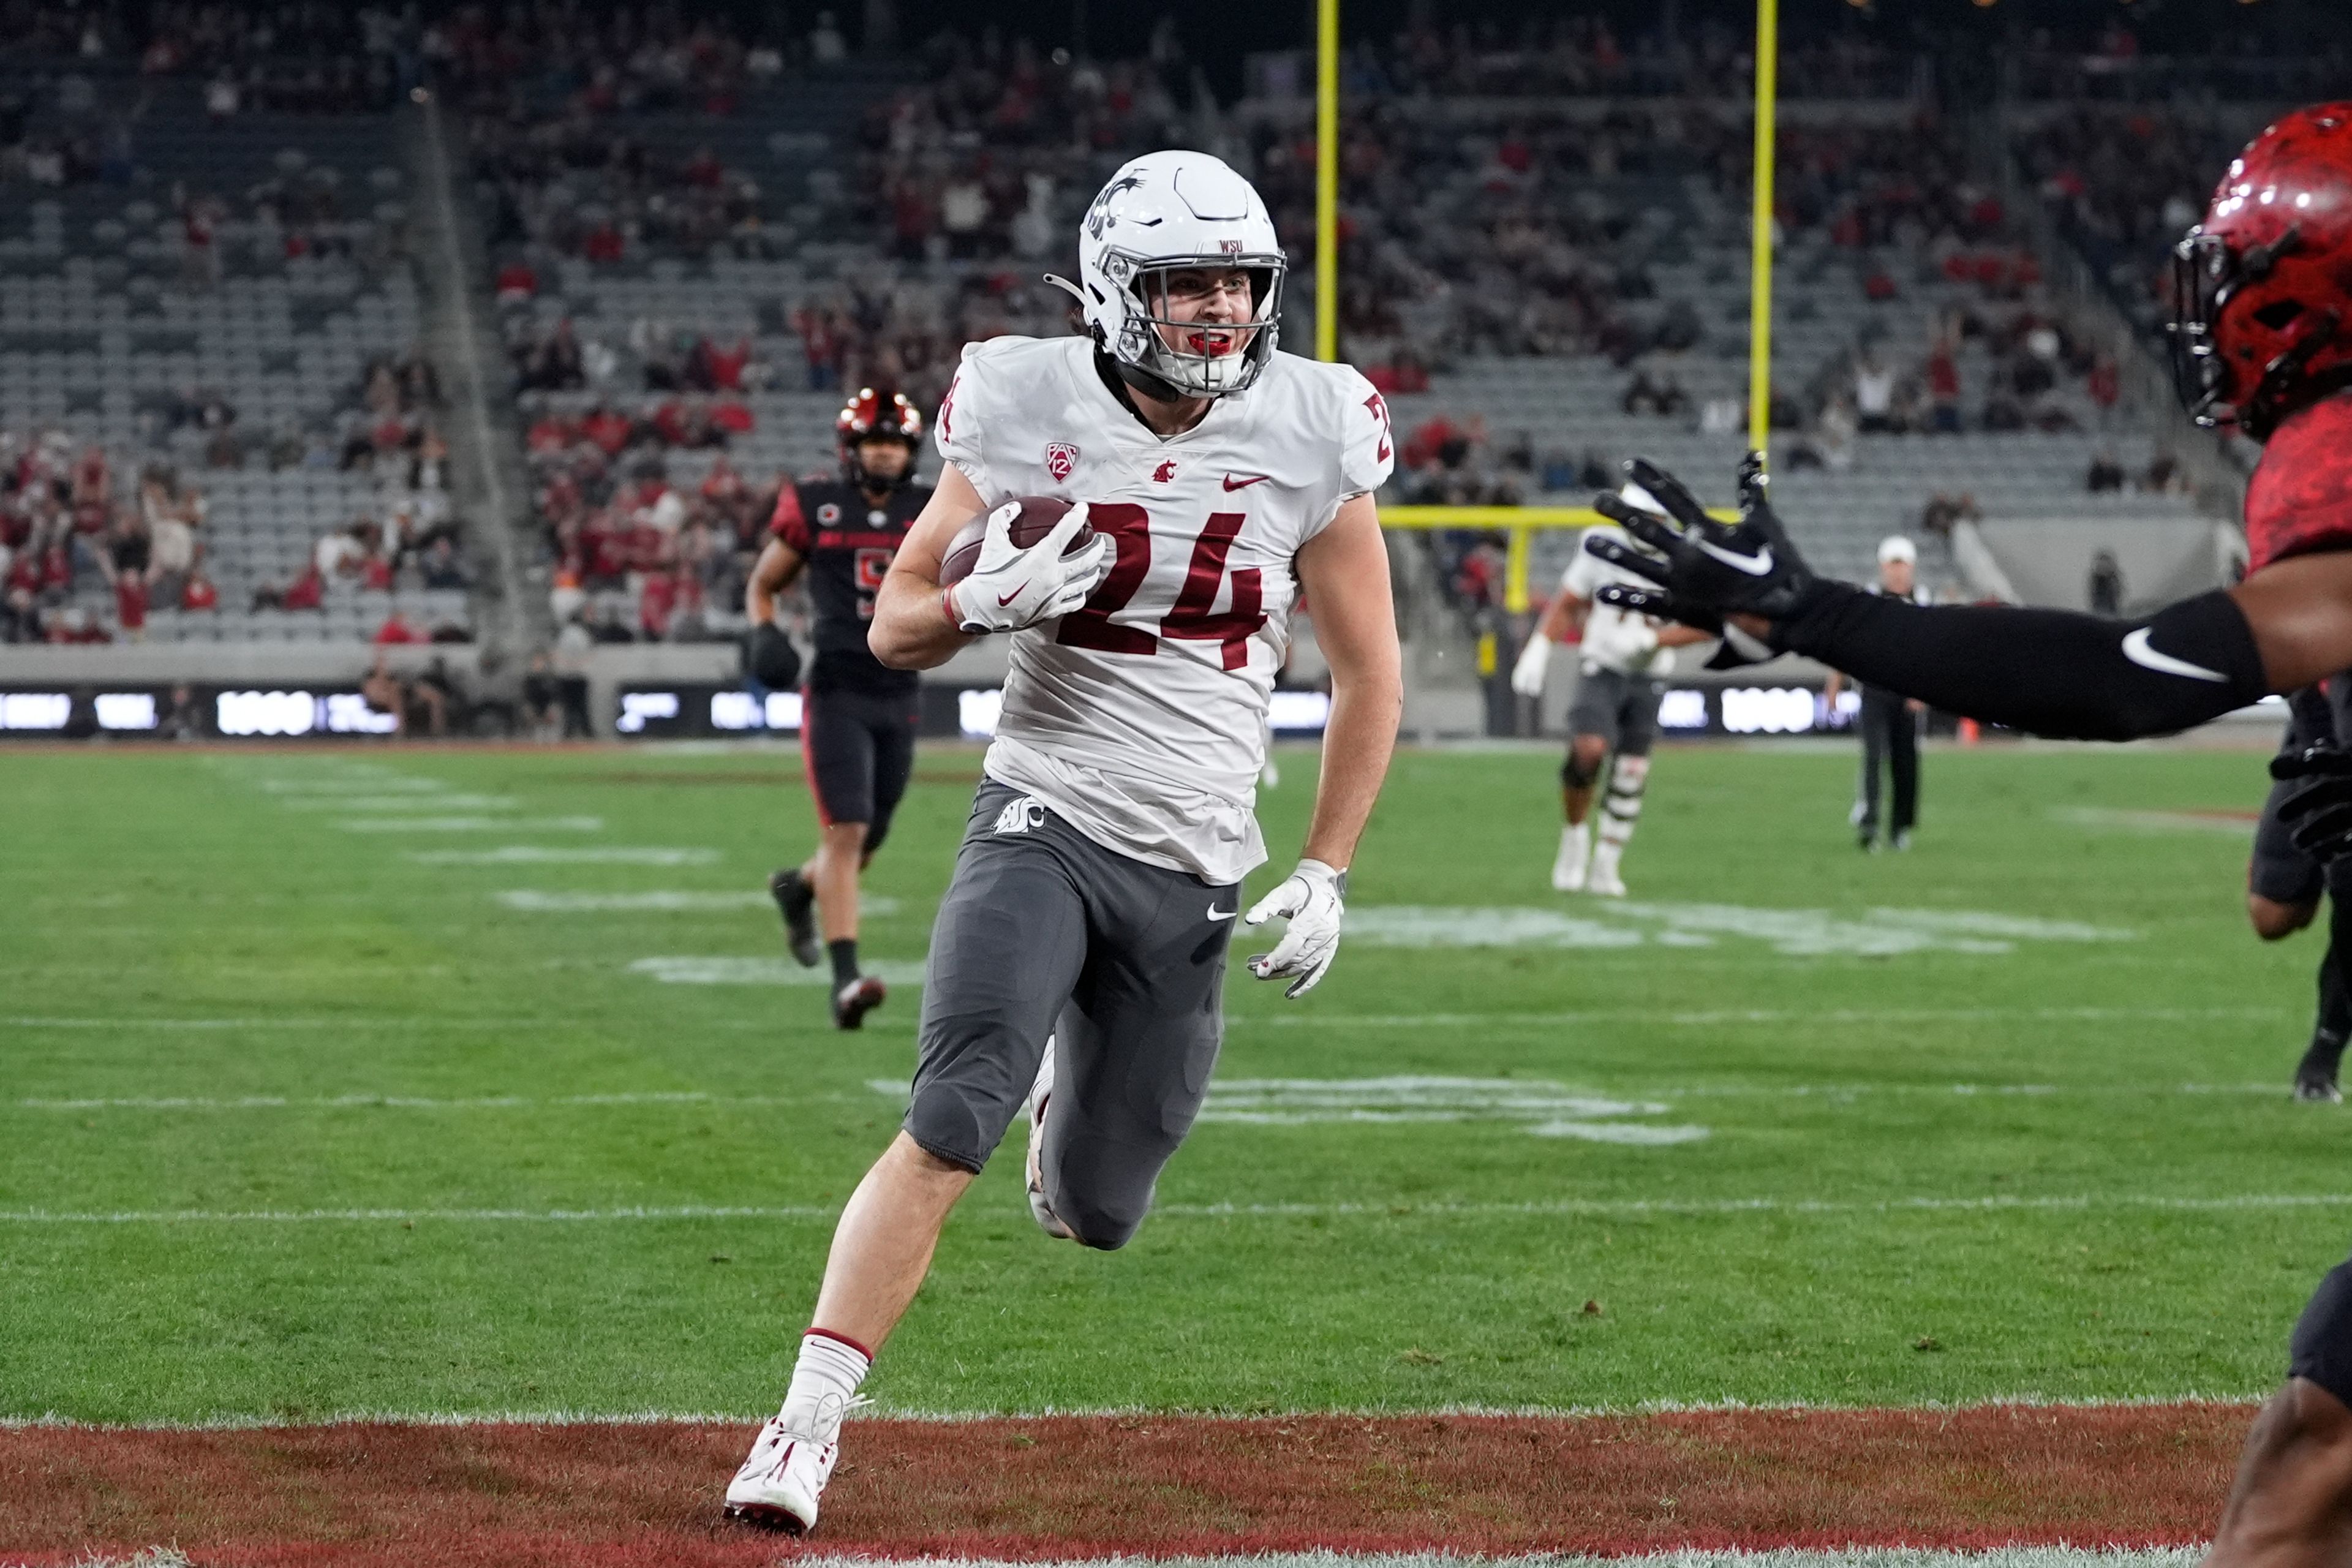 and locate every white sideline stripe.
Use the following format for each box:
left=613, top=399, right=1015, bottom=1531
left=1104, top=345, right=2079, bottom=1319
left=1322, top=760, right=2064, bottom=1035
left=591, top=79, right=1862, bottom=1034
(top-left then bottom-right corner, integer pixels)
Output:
left=9, top=1191, right=2352, bottom=1224
left=788, top=1554, right=2205, bottom=1568
left=786, top=1553, right=2206, bottom=1568
left=337, top=815, right=603, bottom=833
left=408, top=846, right=720, bottom=864
left=0, top=1393, right=2264, bottom=1431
